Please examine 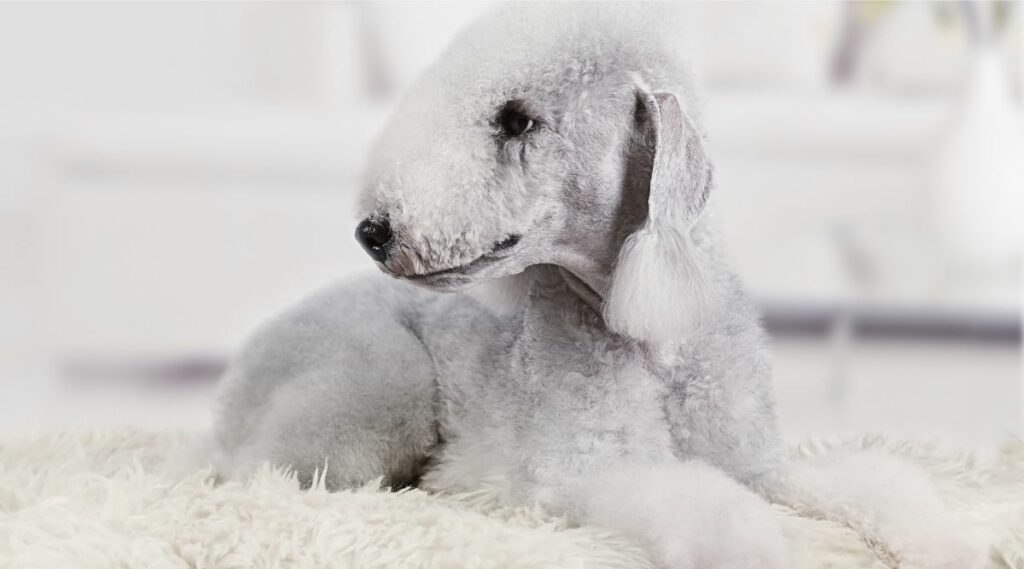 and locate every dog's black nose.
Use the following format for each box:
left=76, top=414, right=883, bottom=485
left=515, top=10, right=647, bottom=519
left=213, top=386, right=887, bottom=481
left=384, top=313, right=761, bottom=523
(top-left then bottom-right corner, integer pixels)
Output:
left=356, top=217, right=392, bottom=262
